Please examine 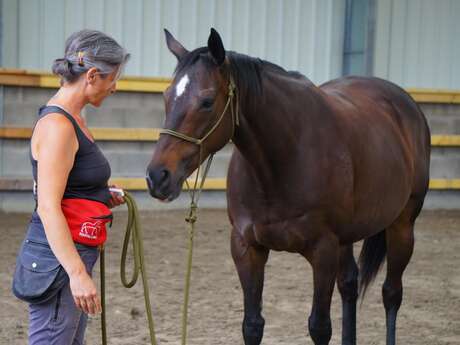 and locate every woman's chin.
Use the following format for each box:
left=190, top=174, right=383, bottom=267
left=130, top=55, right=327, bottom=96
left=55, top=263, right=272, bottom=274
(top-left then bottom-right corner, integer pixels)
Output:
left=89, top=100, right=103, bottom=107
